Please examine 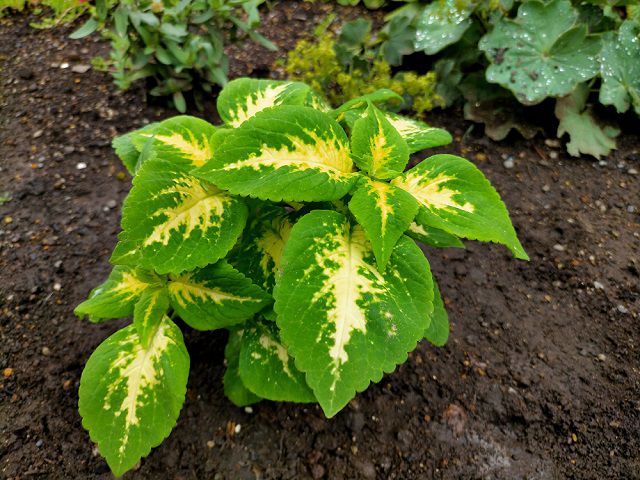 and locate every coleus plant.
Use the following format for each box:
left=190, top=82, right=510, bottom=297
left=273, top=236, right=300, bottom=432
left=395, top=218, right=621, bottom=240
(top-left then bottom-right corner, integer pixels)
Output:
left=75, top=77, right=528, bottom=476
